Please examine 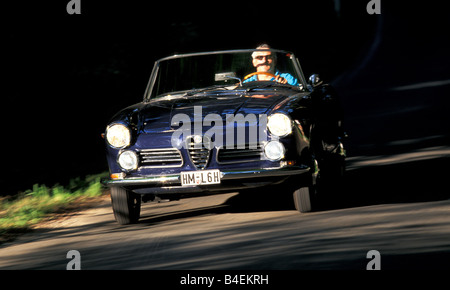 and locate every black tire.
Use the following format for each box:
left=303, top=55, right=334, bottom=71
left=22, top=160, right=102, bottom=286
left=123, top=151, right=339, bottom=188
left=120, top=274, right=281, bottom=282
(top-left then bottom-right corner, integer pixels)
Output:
left=111, top=186, right=141, bottom=225
left=293, top=186, right=313, bottom=213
